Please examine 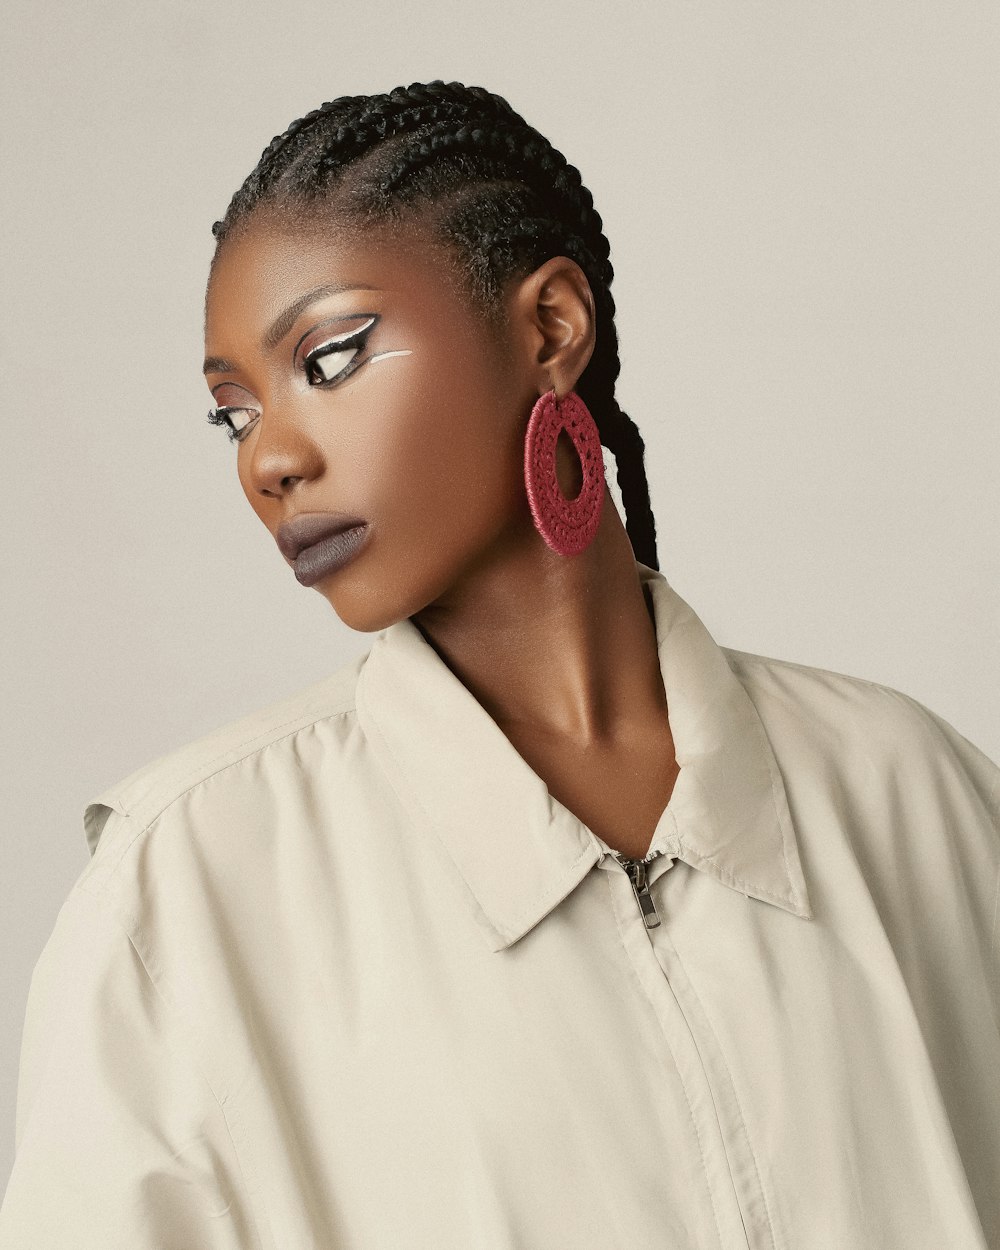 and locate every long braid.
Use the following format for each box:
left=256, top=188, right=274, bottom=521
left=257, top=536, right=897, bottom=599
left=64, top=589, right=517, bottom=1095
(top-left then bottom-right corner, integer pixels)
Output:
left=213, top=80, right=660, bottom=571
